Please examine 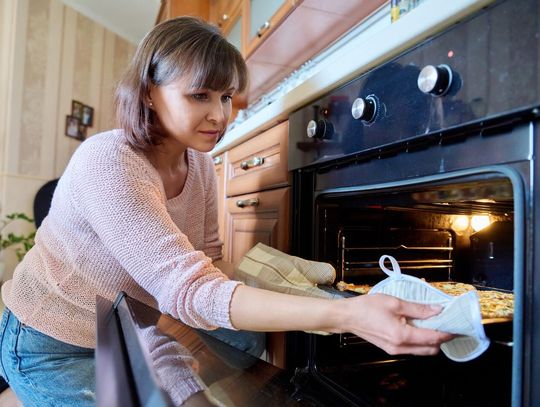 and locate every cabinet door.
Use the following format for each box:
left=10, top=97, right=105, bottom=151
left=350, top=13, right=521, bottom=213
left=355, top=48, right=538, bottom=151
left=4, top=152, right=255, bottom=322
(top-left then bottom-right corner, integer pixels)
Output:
left=214, top=0, right=243, bottom=33
left=225, top=187, right=290, bottom=264
left=227, top=121, right=289, bottom=197
left=213, top=154, right=227, bottom=260
left=225, top=14, right=243, bottom=52
left=244, top=0, right=296, bottom=57
left=215, top=0, right=242, bottom=24
left=158, top=0, right=210, bottom=23
left=226, top=187, right=290, bottom=369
